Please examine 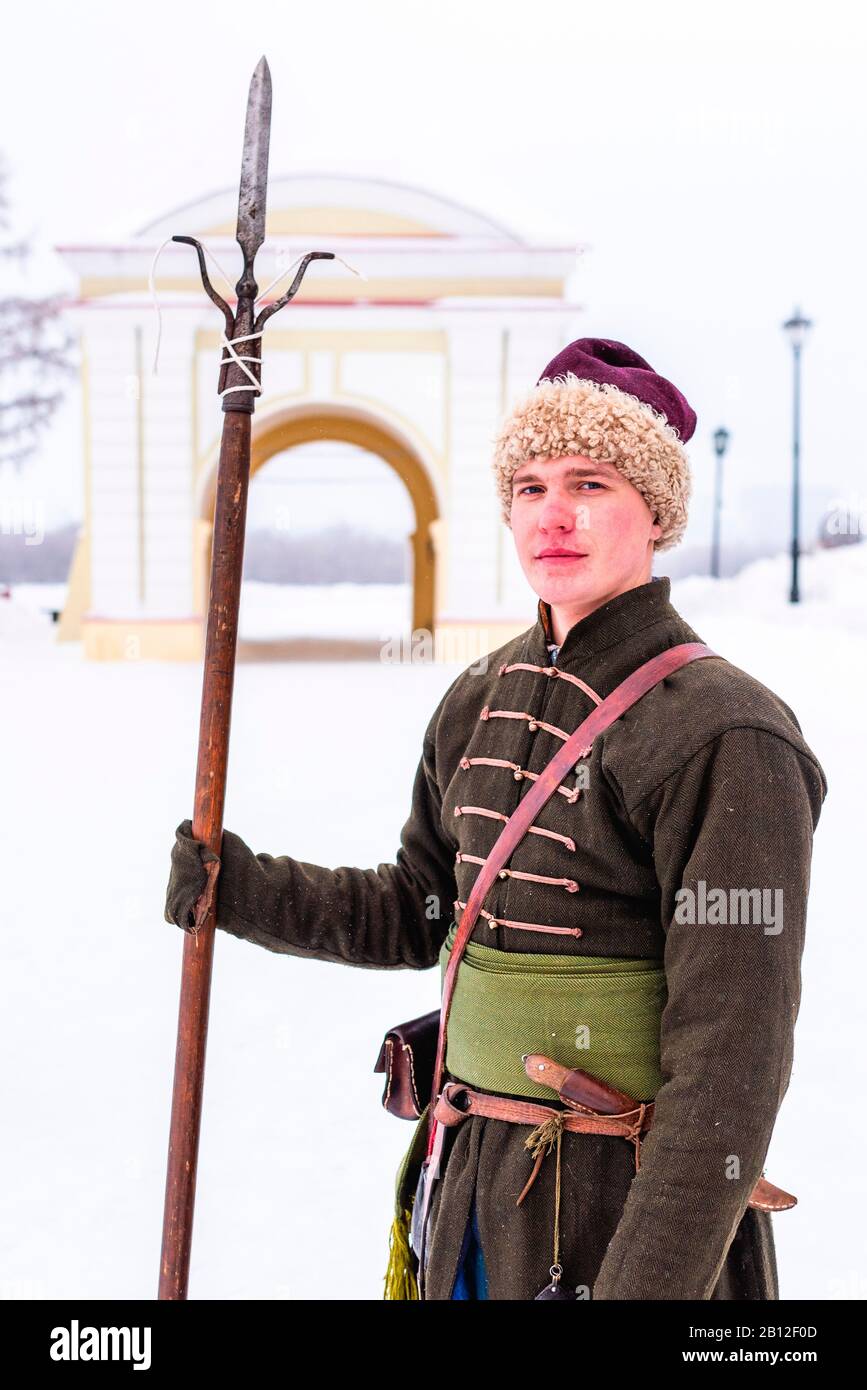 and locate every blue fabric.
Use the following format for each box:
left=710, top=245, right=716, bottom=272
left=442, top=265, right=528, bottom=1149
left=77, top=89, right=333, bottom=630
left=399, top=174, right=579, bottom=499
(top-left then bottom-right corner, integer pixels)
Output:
left=450, top=1200, right=489, bottom=1300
